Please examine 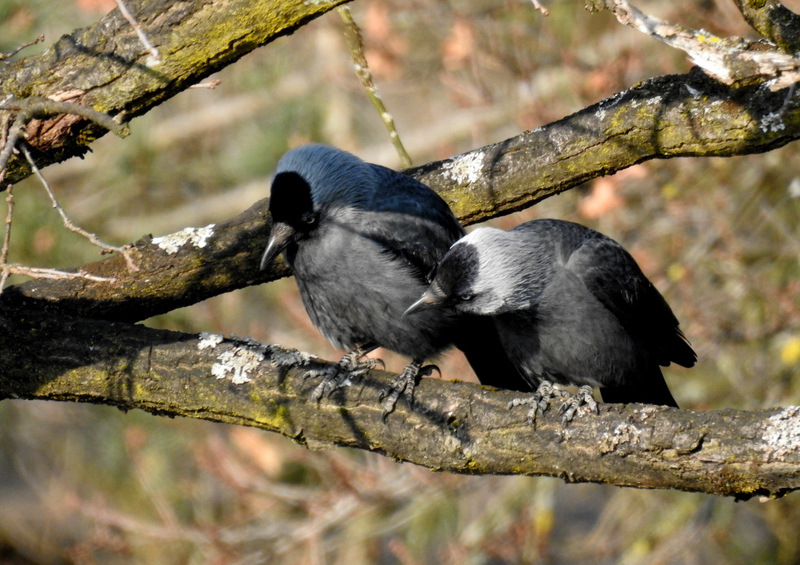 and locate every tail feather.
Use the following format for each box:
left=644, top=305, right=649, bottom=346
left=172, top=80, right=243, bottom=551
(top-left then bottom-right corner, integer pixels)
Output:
left=600, top=367, right=678, bottom=408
